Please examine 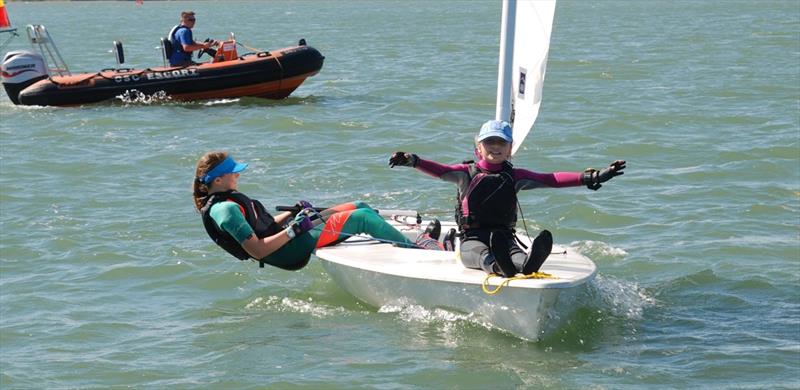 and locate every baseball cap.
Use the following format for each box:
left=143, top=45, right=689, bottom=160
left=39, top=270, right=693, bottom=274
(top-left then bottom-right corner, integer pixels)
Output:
left=476, top=120, right=513, bottom=143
